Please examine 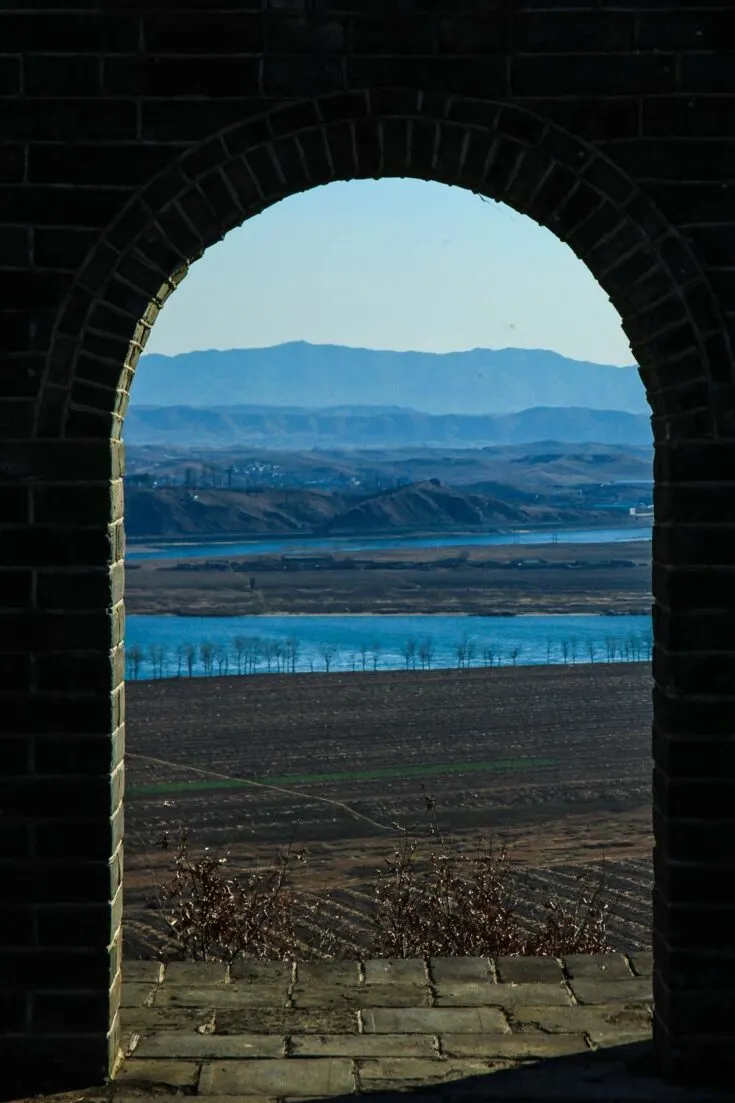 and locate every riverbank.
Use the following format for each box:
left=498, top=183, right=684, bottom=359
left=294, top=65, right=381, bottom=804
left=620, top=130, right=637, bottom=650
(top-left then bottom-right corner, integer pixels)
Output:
left=125, top=538, right=652, bottom=617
